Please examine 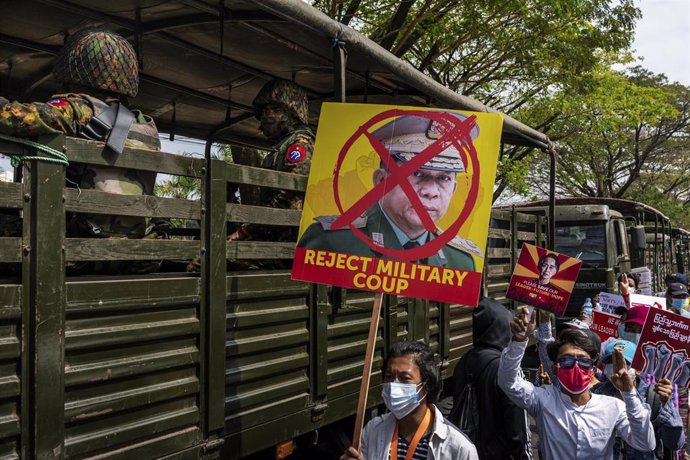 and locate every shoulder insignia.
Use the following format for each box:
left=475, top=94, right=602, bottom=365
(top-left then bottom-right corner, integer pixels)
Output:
left=315, top=215, right=367, bottom=230
left=285, top=143, right=307, bottom=164
left=47, top=98, right=70, bottom=108
left=443, top=231, right=483, bottom=257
